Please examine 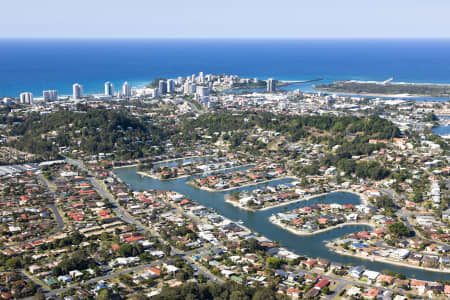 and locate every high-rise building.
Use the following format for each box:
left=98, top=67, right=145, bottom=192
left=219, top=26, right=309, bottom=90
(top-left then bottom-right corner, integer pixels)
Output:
left=198, top=72, right=204, bottom=83
left=2, top=97, right=12, bottom=105
left=43, top=90, right=58, bottom=102
left=105, top=81, right=114, bottom=97
left=20, top=92, right=33, bottom=104
left=183, top=82, right=191, bottom=94
left=196, top=86, right=210, bottom=97
left=267, top=78, right=276, bottom=92
left=167, top=79, right=175, bottom=93
left=158, top=80, right=167, bottom=95
left=152, top=88, right=160, bottom=98
left=122, top=82, right=131, bottom=97
left=73, top=83, right=83, bottom=99
left=43, top=91, right=51, bottom=102
left=190, top=83, right=197, bottom=94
